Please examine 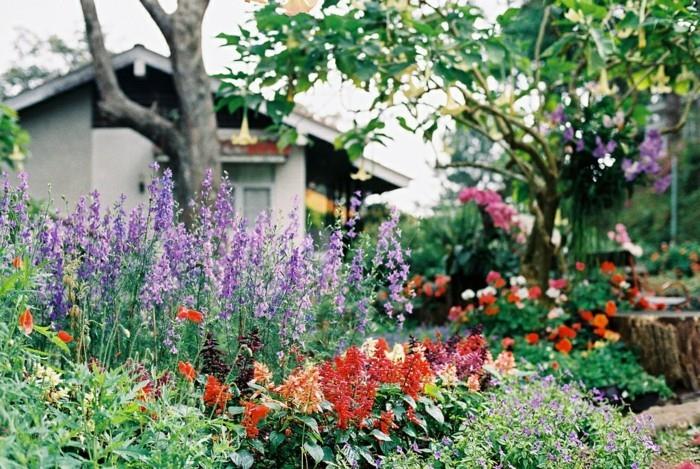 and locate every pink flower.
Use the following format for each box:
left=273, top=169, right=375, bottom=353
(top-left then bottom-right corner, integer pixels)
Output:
left=548, top=278, right=568, bottom=290
left=486, top=271, right=502, bottom=284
